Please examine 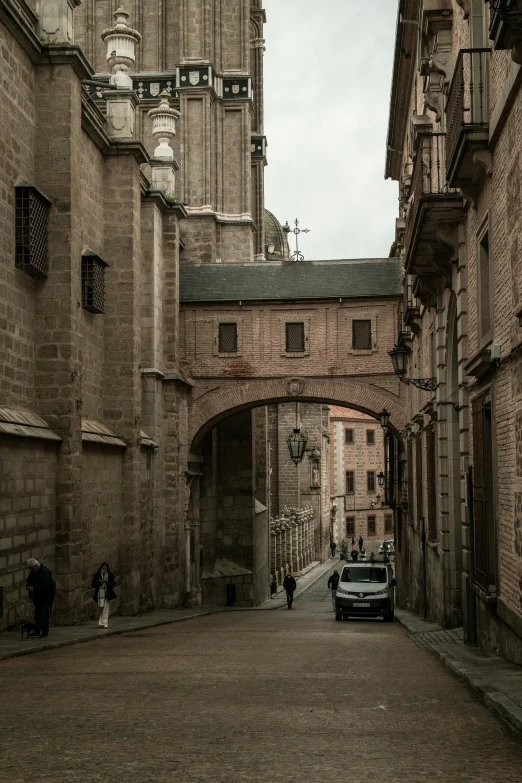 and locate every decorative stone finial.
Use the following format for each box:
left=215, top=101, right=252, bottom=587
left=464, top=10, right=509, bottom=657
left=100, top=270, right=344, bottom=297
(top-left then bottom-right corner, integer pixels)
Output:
left=101, top=8, right=141, bottom=90
left=148, top=91, right=181, bottom=160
